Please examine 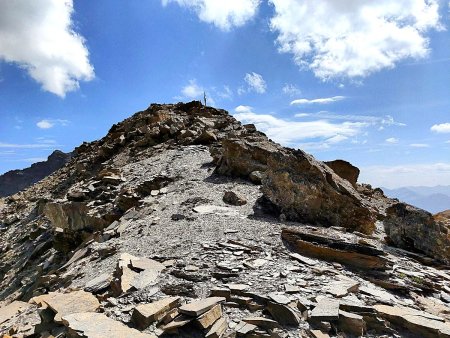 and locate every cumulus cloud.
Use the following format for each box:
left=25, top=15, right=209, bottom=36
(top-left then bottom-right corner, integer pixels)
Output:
left=360, top=163, right=450, bottom=188
left=162, top=0, right=260, bottom=30
left=234, top=106, right=365, bottom=148
left=385, top=137, right=399, bottom=144
left=431, top=122, right=450, bottom=133
left=291, top=96, right=345, bottom=105
left=244, top=72, right=267, bottom=94
left=269, top=0, right=442, bottom=80
left=0, top=0, right=94, bottom=97
left=36, top=119, right=69, bottom=129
